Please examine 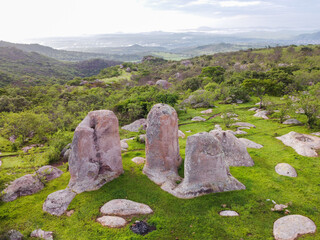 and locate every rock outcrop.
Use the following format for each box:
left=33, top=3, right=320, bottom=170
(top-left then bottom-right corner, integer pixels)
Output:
left=273, top=215, right=316, bottom=240
left=276, top=131, right=320, bottom=157
left=43, top=189, right=77, bottom=216
left=209, top=130, right=254, bottom=167
left=68, top=110, right=123, bottom=193
left=100, top=199, right=153, bottom=216
left=121, top=119, right=147, bottom=132
left=143, top=104, right=182, bottom=185
left=2, top=174, right=44, bottom=202
left=164, top=132, right=245, bottom=199
left=275, top=163, right=297, bottom=177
